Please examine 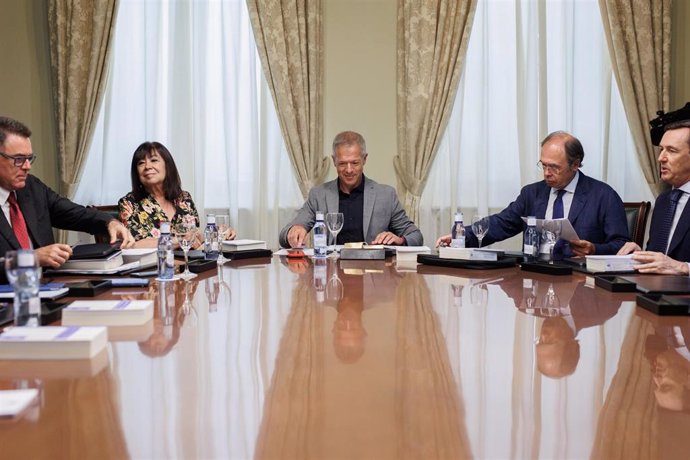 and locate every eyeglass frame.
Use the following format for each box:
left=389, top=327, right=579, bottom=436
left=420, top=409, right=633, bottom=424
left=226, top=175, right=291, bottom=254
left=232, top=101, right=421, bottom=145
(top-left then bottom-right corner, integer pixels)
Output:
left=536, top=160, right=570, bottom=174
left=0, top=151, right=37, bottom=167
